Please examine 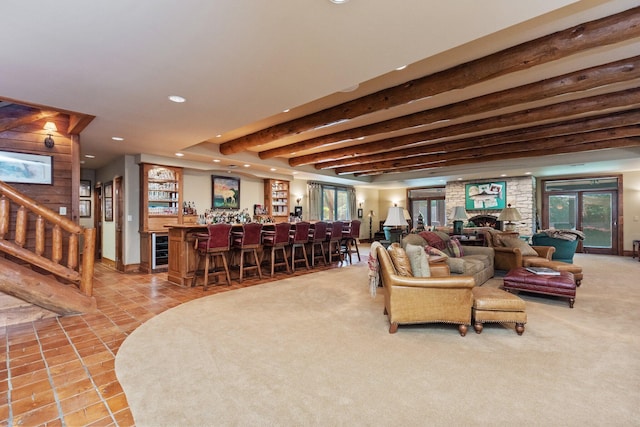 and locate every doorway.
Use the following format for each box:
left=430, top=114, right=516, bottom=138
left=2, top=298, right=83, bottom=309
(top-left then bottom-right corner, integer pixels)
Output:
left=407, top=187, right=446, bottom=229
left=114, top=176, right=124, bottom=271
left=542, top=177, right=621, bottom=255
